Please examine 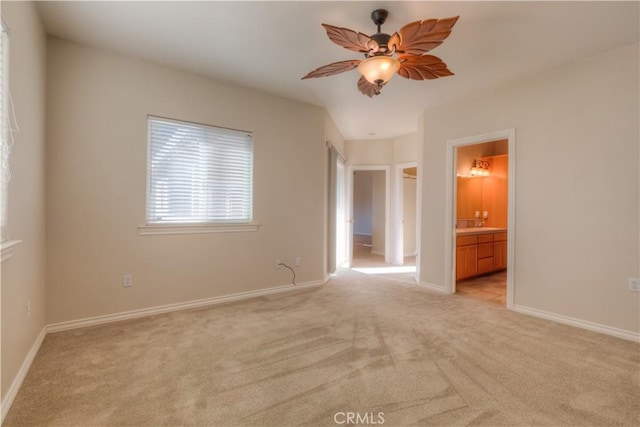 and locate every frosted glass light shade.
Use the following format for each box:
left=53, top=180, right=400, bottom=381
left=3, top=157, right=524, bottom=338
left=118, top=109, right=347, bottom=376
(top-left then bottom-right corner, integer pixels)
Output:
left=358, top=56, right=401, bottom=84
left=469, top=159, right=491, bottom=177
